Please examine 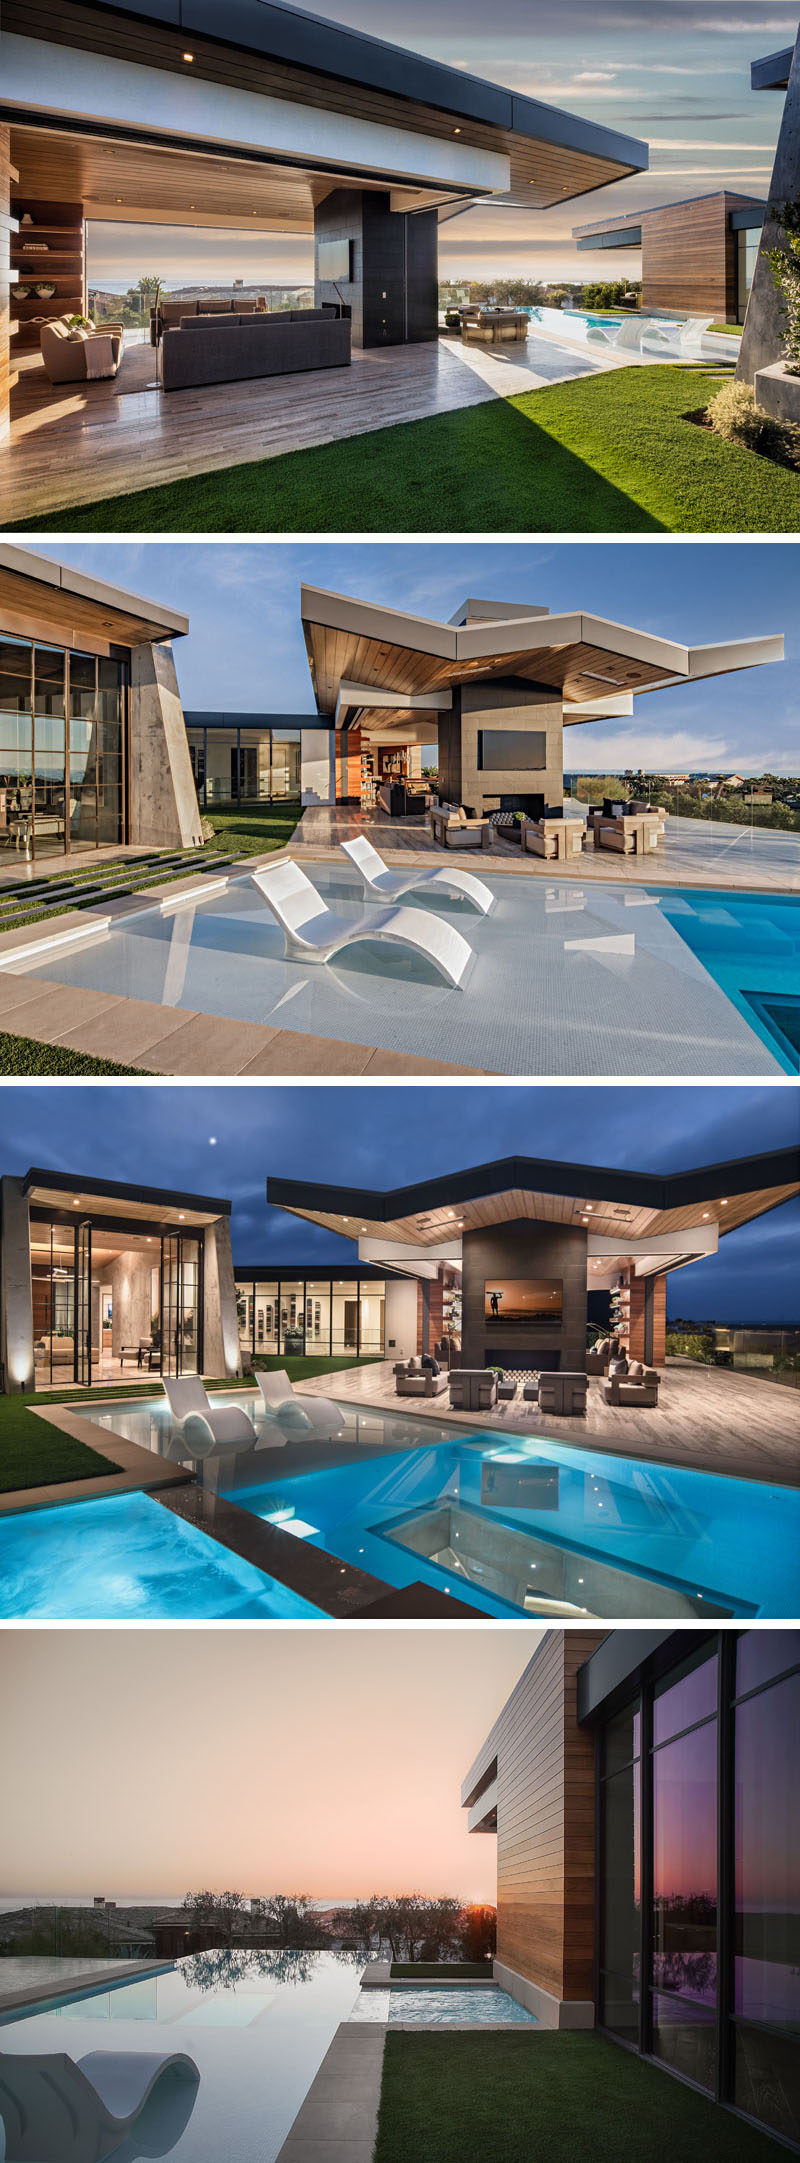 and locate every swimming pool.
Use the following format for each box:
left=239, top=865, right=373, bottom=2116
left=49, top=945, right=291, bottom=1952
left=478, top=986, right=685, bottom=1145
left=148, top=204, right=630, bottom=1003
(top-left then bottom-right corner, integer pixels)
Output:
left=8, top=865, right=786, bottom=1075
left=86, top=1392, right=456, bottom=1466
left=0, top=1949, right=362, bottom=2163
left=0, top=1489, right=323, bottom=1620
left=225, top=1430, right=800, bottom=1619
left=351, top=1985, right=536, bottom=2024
left=658, top=889, right=800, bottom=1072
